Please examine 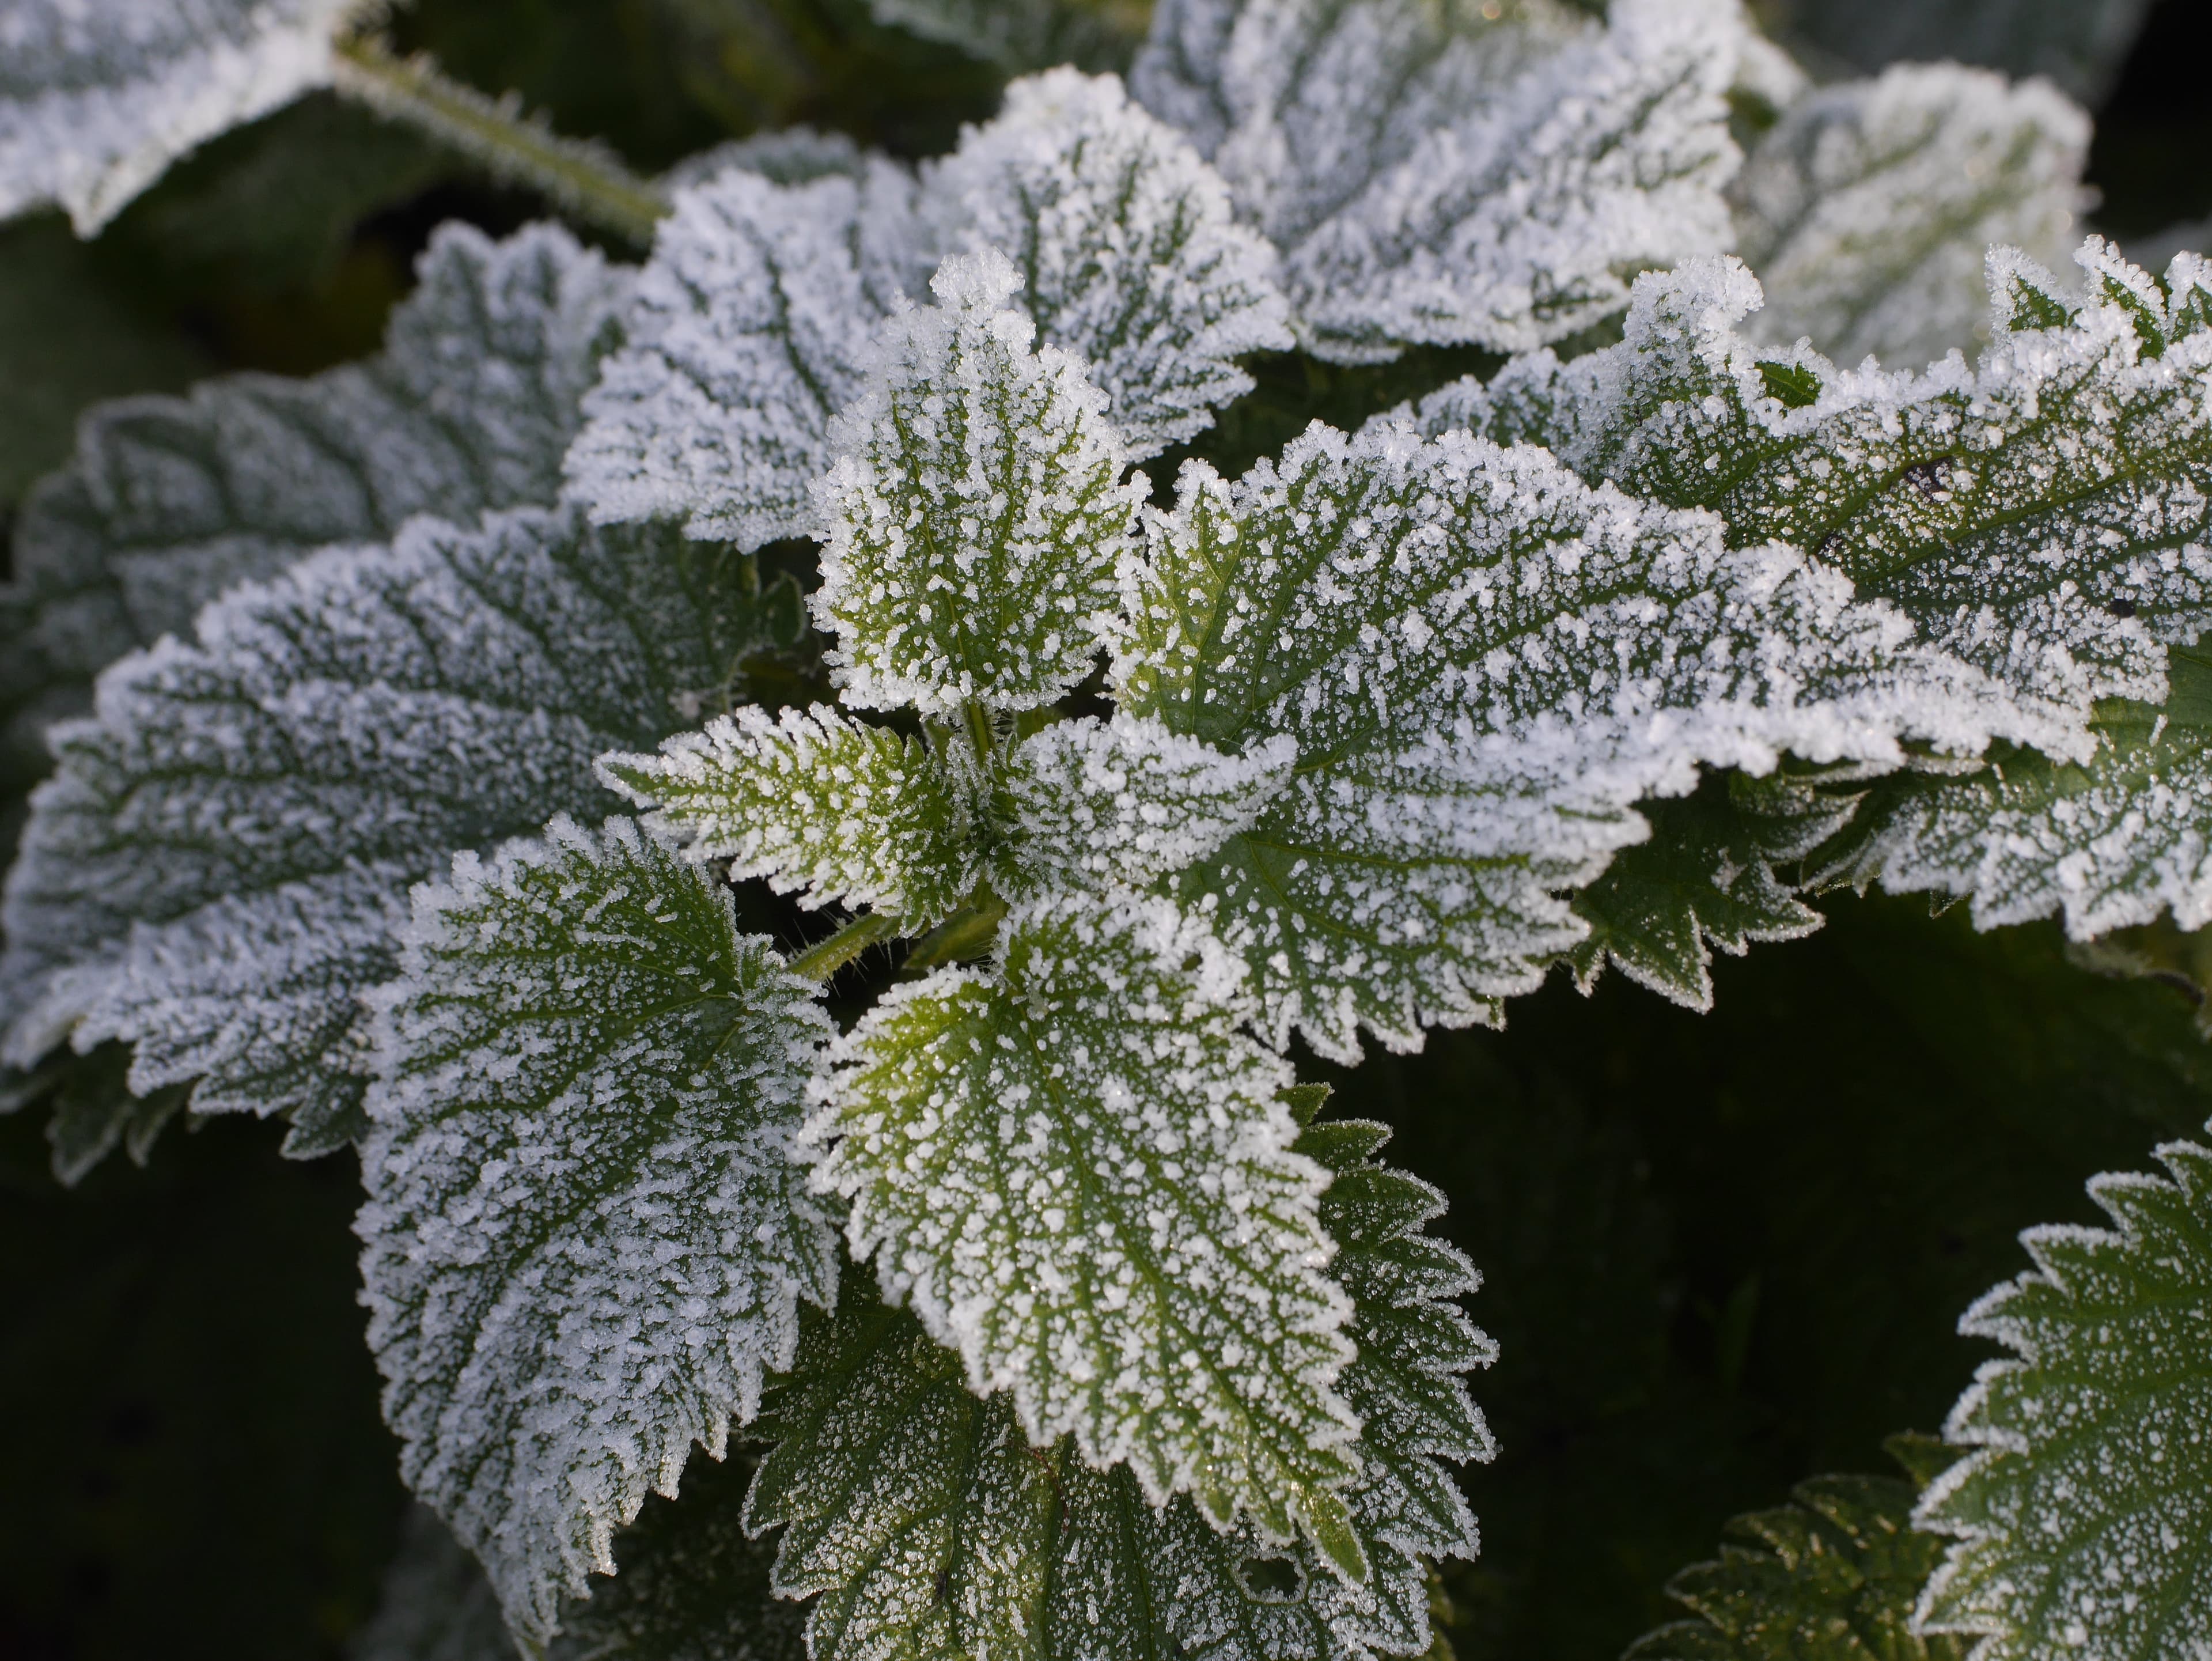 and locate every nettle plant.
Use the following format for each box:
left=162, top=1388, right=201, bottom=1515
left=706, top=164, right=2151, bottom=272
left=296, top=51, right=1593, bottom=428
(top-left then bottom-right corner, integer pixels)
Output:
left=5, top=0, right=2212, bottom=1657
